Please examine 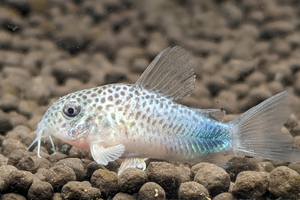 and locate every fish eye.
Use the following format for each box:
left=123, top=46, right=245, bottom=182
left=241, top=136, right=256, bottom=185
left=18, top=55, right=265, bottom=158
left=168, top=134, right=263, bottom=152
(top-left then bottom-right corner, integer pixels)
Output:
left=63, top=101, right=81, bottom=117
